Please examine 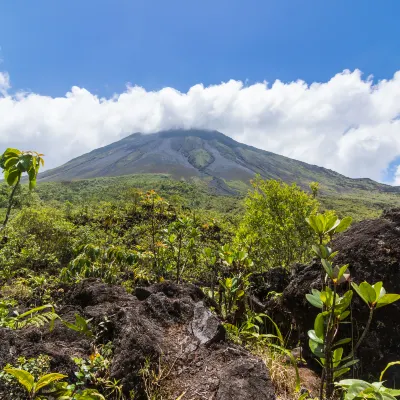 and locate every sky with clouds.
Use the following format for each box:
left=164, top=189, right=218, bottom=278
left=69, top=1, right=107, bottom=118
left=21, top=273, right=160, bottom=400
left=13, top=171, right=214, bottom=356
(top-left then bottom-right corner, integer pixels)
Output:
left=1, top=0, right=400, bottom=183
